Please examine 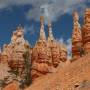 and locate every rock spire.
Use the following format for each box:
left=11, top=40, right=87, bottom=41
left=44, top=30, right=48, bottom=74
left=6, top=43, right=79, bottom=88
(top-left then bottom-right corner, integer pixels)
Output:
left=72, top=11, right=82, bottom=59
